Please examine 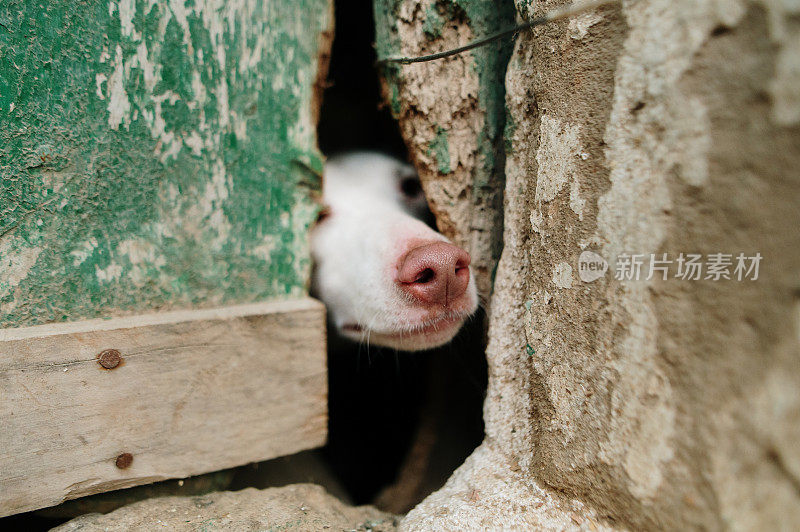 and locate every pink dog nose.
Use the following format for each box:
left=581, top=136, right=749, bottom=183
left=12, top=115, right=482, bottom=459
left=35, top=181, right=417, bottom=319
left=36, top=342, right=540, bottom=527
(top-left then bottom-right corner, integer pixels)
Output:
left=397, top=242, right=471, bottom=306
